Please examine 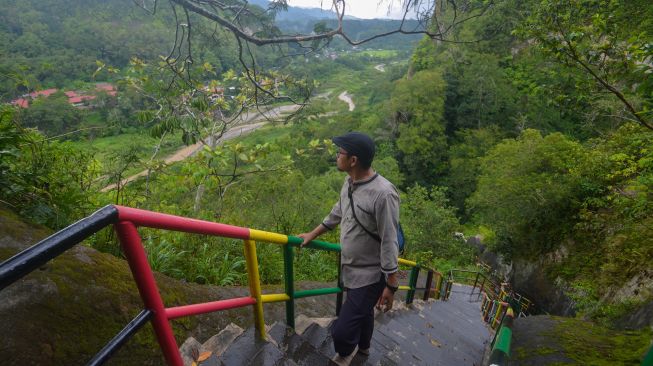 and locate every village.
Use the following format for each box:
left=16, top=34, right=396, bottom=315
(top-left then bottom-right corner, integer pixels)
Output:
left=10, top=82, right=117, bottom=109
